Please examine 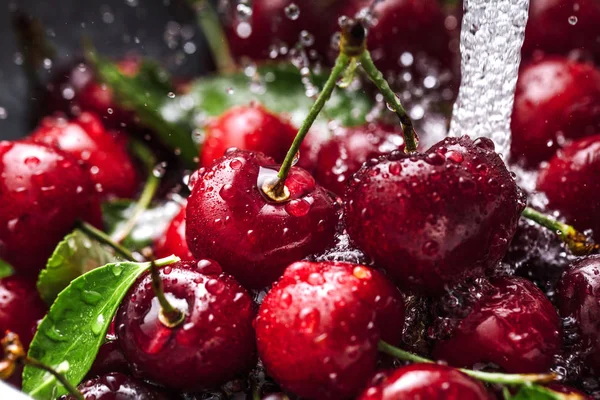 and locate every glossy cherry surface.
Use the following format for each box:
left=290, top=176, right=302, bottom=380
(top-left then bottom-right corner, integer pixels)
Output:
left=431, top=276, right=562, bottom=373
left=510, top=57, right=600, bottom=164
left=200, top=104, right=297, bottom=168
left=344, top=136, right=525, bottom=295
left=0, top=141, right=102, bottom=274
left=255, top=261, right=405, bottom=400
left=116, top=261, right=256, bottom=391
left=88, top=337, right=131, bottom=378
left=30, top=112, right=139, bottom=199
left=357, top=364, right=491, bottom=400
left=153, top=202, right=194, bottom=261
left=186, top=150, right=338, bottom=289
left=62, top=372, right=168, bottom=400
left=314, top=122, right=404, bottom=197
